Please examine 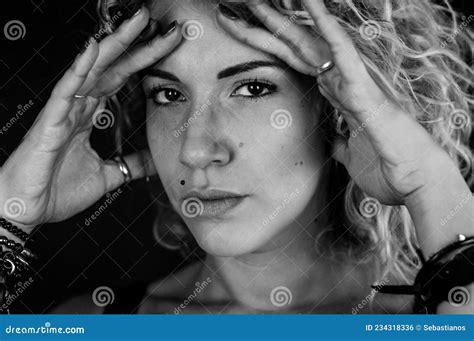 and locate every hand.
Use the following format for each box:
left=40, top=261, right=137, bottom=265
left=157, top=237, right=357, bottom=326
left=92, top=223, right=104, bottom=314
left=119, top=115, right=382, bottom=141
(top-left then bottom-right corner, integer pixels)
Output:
left=217, top=0, right=456, bottom=206
left=0, top=7, right=182, bottom=226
